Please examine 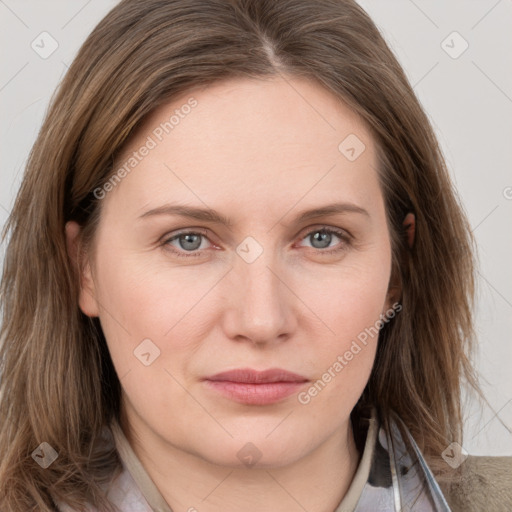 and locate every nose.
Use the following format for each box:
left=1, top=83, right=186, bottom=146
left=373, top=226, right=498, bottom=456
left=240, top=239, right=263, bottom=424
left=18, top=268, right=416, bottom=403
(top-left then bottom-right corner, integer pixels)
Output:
left=221, top=251, right=297, bottom=346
